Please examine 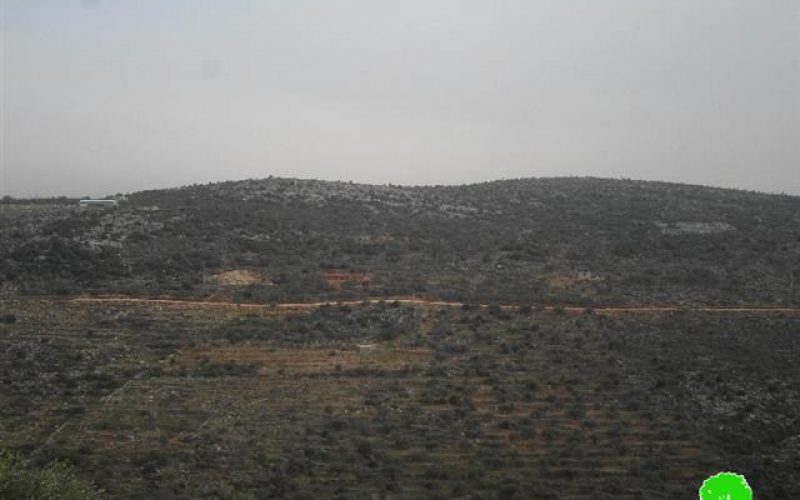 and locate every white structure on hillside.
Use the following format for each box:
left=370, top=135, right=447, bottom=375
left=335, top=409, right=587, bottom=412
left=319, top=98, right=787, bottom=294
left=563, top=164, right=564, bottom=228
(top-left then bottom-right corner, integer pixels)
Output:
left=79, top=199, right=118, bottom=208
left=576, top=270, right=602, bottom=282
